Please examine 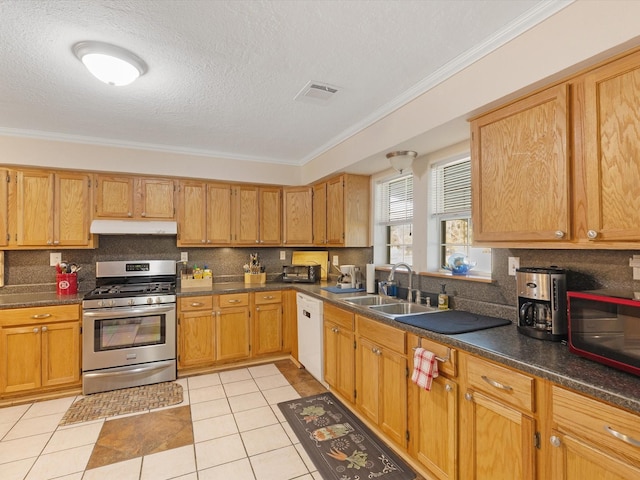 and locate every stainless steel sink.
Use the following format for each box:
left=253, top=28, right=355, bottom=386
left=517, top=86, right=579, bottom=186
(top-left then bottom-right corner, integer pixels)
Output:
left=341, top=295, right=402, bottom=306
left=368, top=302, right=440, bottom=318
